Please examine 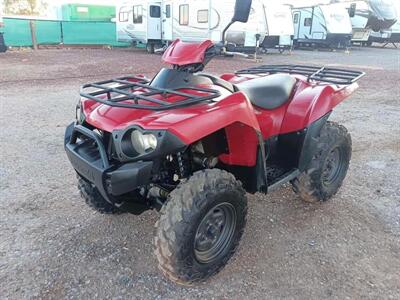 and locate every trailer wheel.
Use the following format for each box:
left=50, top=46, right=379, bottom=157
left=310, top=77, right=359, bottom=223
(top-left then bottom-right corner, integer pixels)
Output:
left=146, top=43, right=155, bottom=54
left=291, top=122, right=352, bottom=203
left=154, top=169, right=247, bottom=285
